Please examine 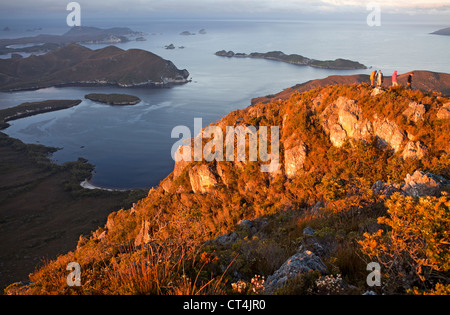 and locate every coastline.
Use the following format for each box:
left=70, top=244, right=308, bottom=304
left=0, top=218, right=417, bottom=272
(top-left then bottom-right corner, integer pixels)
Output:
left=0, top=80, right=191, bottom=93
left=80, top=178, right=132, bottom=192
left=0, top=100, right=82, bottom=130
